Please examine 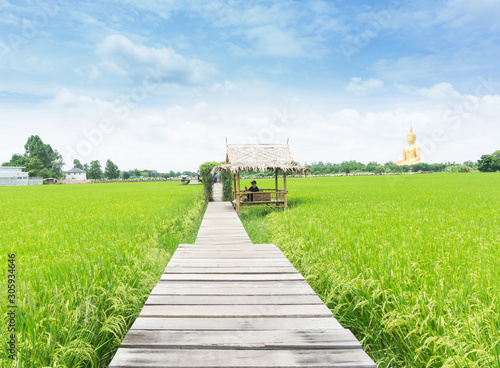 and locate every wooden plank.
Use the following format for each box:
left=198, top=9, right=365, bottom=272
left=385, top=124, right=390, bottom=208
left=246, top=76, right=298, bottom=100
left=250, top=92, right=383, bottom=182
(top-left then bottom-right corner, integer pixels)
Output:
left=119, top=329, right=361, bottom=349
left=196, top=229, right=249, bottom=233
left=194, top=241, right=254, bottom=245
left=131, top=317, right=344, bottom=330
left=174, top=248, right=281, bottom=252
left=156, top=280, right=310, bottom=287
left=168, top=258, right=293, bottom=264
left=174, top=248, right=282, bottom=252
left=109, top=348, right=377, bottom=367
left=145, top=294, right=324, bottom=305
left=170, top=254, right=286, bottom=259
left=164, top=267, right=297, bottom=274
left=151, top=286, right=316, bottom=295
left=165, top=265, right=295, bottom=270
left=160, top=274, right=305, bottom=281
left=171, top=251, right=284, bottom=256
left=177, top=245, right=278, bottom=250
left=166, top=262, right=294, bottom=268
left=139, top=304, right=333, bottom=318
